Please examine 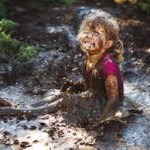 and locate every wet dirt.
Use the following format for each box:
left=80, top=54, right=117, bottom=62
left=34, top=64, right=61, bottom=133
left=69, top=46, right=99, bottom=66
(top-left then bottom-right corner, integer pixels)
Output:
left=0, top=1, right=150, bottom=149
